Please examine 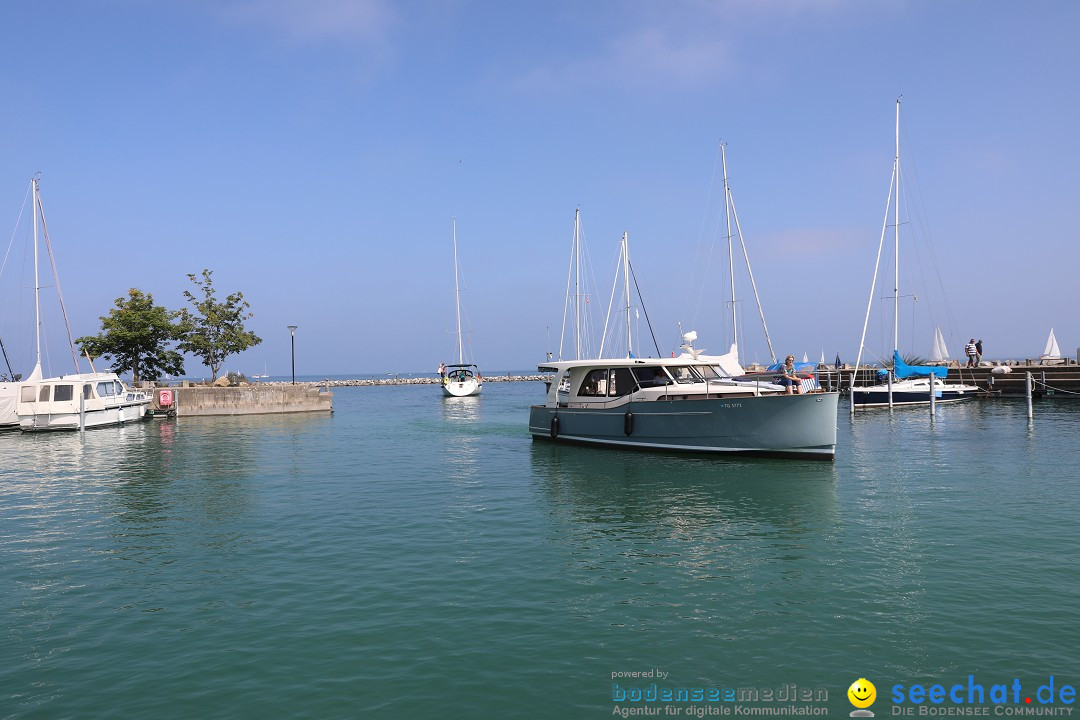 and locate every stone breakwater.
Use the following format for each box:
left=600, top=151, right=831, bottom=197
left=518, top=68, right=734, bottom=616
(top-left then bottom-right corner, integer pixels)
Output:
left=261, top=375, right=548, bottom=388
